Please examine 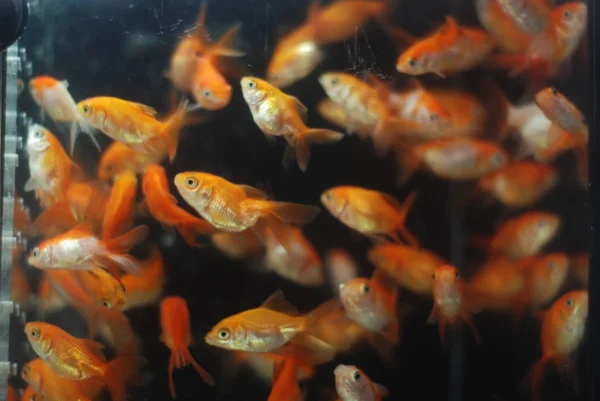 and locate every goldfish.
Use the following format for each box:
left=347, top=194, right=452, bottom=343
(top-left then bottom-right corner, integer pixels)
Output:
left=476, top=0, right=530, bottom=53
left=321, top=187, right=418, bottom=245
left=21, top=358, right=103, bottom=401
left=28, top=76, right=98, bottom=154
left=326, top=249, right=359, bottom=294
left=14, top=196, right=34, bottom=237
left=28, top=224, right=149, bottom=274
left=334, top=365, right=388, bottom=401
left=102, top=170, right=138, bottom=241
left=120, top=244, right=164, bottom=311
left=495, top=0, right=551, bottom=35
left=429, top=265, right=481, bottom=346
left=263, top=224, right=324, bottom=287
left=519, top=253, right=569, bottom=311
left=506, top=102, right=554, bottom=160
left=25, top=124, right=82, bottom=207
left=76, top=267, right=127, bottom=309
left=142, top=164, right=215, bottom=247
left=24, top=322, right=143, bottom=401
left=535, top=87, right=587, bottom=143
left=396, top=17, right=495, bottom=77
left=570, top=252, right=588, bottom=288
left=317, top=99, right=374, bottom=139
left=476, top=161, right=558, bottom=208
left=37, top=273, right=67, bottom=316
left=477, top=211, right=560, bottom=259
left=160, top=296, right=214, bottom=397
left=210, top=230, right=264, bottom=260
left=21, top=385, right=37, bottom=401
left=231, top=352, right=315, bottom=383
left=396, top=138, right=508, bottom=184
left=12, top=250, right=32, bottom=311
left=368, top=244, right=446, bottom=298
left=174, top=171, right=319, bottom=236
left=528, top=290, right=588, bottom=401
left=468, top=257, right=525, bottom=311
left=339, top=270, right=400, bottom=347
left=76, top=97, right=189, bottom=162
left=205, top=290, right=339, bottom=353
left=98, top=140, right=167, bottom=182
left=7, top=382, right=17, bottom=401
left=241, top=76, right=344, bottom=171
left=267, top=358, right=302, bottom=401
